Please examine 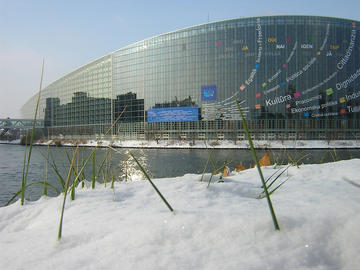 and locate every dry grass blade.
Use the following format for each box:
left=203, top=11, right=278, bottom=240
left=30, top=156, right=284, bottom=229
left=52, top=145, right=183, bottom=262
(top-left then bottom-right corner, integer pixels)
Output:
left=101, top=106, right=127, bottom=140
